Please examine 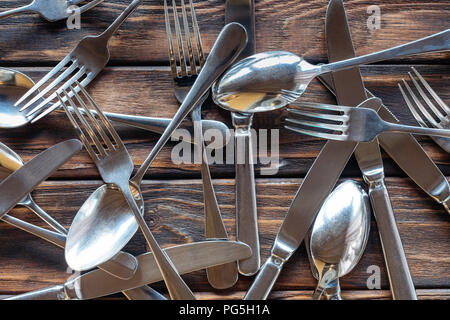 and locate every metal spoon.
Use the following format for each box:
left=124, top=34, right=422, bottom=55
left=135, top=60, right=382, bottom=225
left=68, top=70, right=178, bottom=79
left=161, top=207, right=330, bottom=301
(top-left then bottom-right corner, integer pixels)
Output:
left=306, top=180, right=371, bottom=300
left=212, top=29, right=449, bottom=113
left=65, top=23, right=247, bottom=272
left=0, top=68, right=229, bottom=146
